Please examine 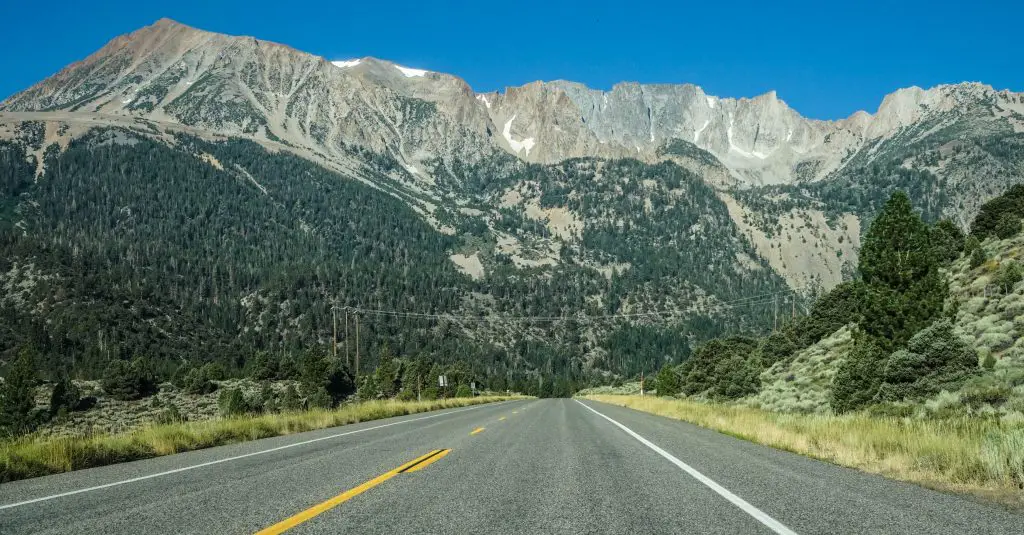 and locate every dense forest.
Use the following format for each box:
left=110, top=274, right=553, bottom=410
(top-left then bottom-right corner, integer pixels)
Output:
left=0, top=125, right=791, bottom=420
